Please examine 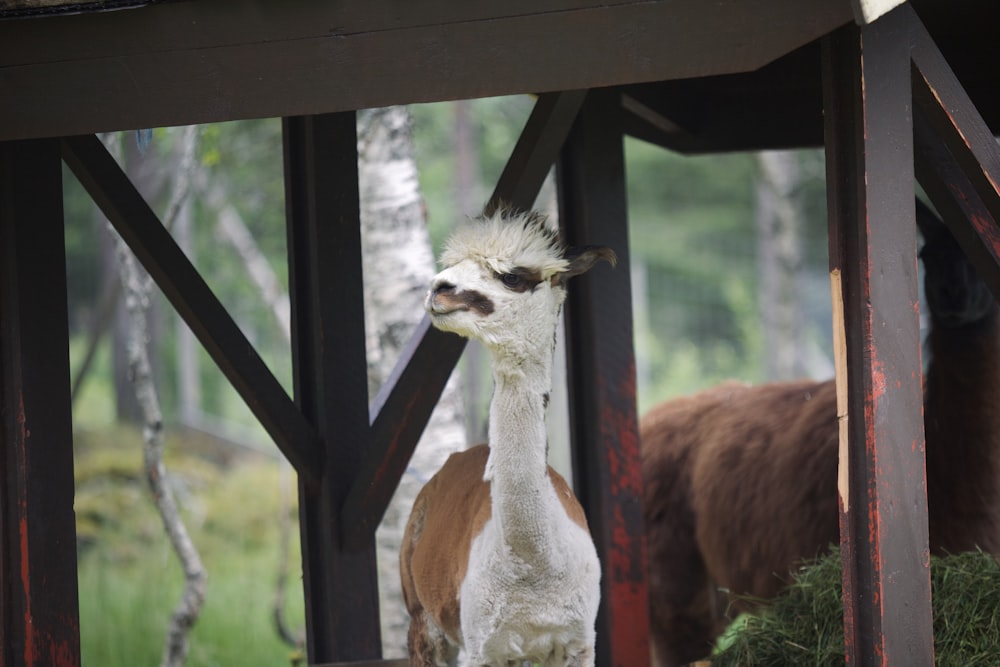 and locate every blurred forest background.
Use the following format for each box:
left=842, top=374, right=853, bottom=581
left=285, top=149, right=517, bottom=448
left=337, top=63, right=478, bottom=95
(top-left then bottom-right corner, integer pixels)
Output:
left=65, top=96, right=837, bottom=665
